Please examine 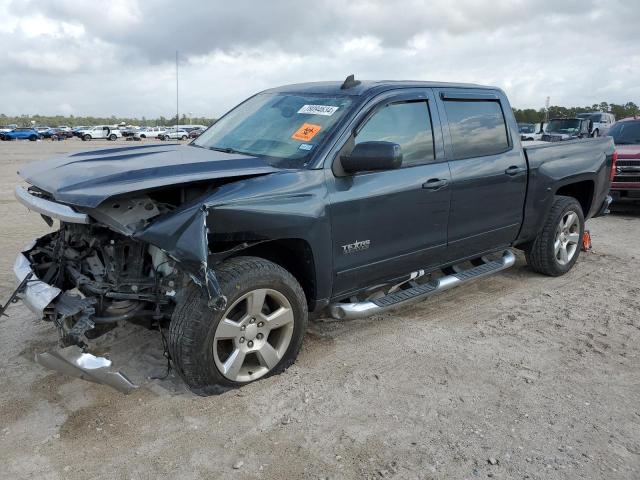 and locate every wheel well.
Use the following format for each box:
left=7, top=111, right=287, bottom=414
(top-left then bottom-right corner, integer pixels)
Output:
left=221, top=239, right=317, bottom=310
left=556, top=180, right=594, bottom=216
